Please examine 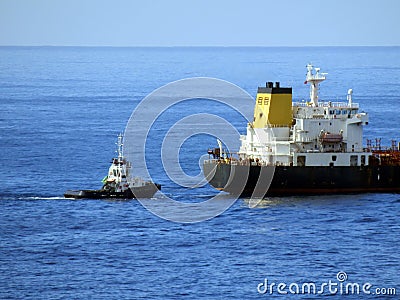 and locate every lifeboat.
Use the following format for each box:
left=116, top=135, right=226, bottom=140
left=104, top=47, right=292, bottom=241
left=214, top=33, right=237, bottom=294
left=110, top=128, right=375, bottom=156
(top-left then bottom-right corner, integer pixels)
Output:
left=319, top=132, right=343, bottom=143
